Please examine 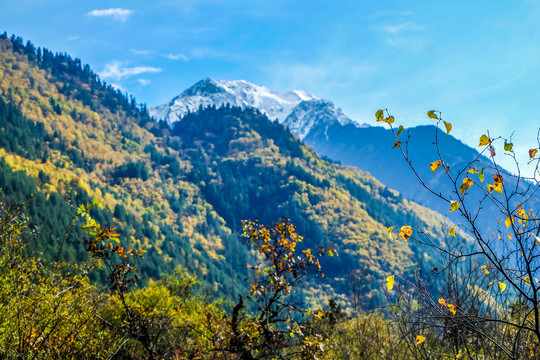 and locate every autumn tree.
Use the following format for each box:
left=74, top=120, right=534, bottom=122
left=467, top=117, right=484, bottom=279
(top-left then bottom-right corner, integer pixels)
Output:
left=377, top=109, right=540, bottom=358
left=222, top=217, right=334, bottom=359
